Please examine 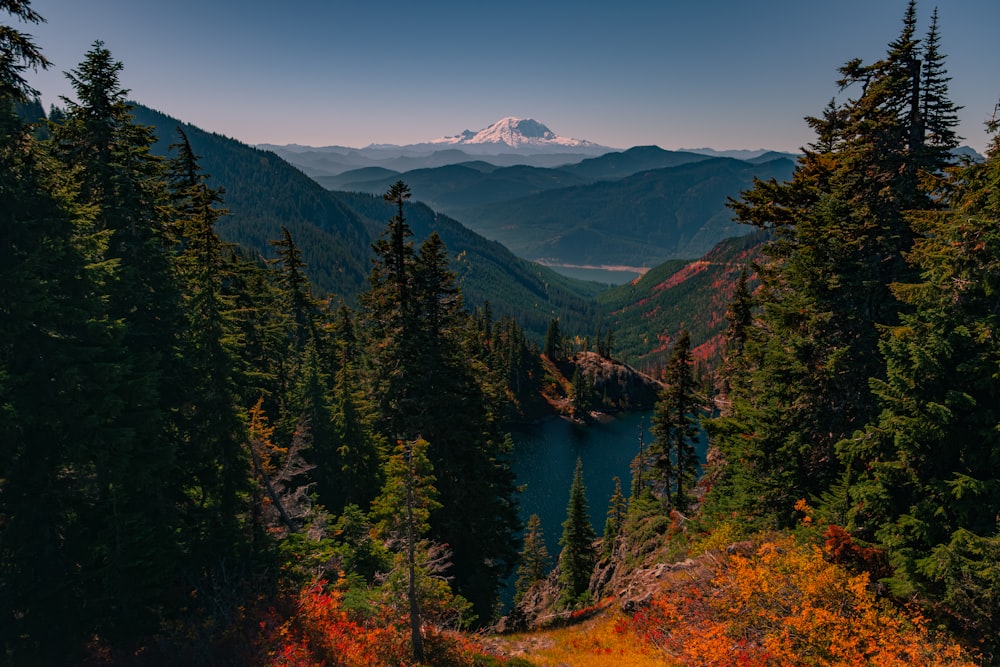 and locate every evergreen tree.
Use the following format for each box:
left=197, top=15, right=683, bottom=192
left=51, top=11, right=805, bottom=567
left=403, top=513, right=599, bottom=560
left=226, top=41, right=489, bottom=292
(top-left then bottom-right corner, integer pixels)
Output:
left=360, top=182, right=520, bottom=622
left=164, top=127, right=250, bottom=571
left=543, top=317, right=563, bottom=360
left=371, top=437, right=441, bottom=663
left=0, top=0, right=49, bottom=101
left=839, top=120, right=1000, bottom=649
left=514, top=514, right=550, bottom=605
left=707, top=3, right=960, bottom=527
left=52, top=40, right=188, bottom=640
left=716, top=267, right=753, bottom=409
left=602, top=476, right=627, bottom=557
left=362, top=180, right=419, bottom=441
left=571, top=365, right=594, bottom=418
left=269, top=225, right=317, bottom=354
left=326, top=348, right=385, bottom=512
left=0, top=5, right=112, bottom=655
left=919, top=8, right=961, bottom=165
left=650, top=331, right=700, bottom=512
left=629, top=417, right=649, bottom=501
left=558, top=458, right=596, bottom=606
